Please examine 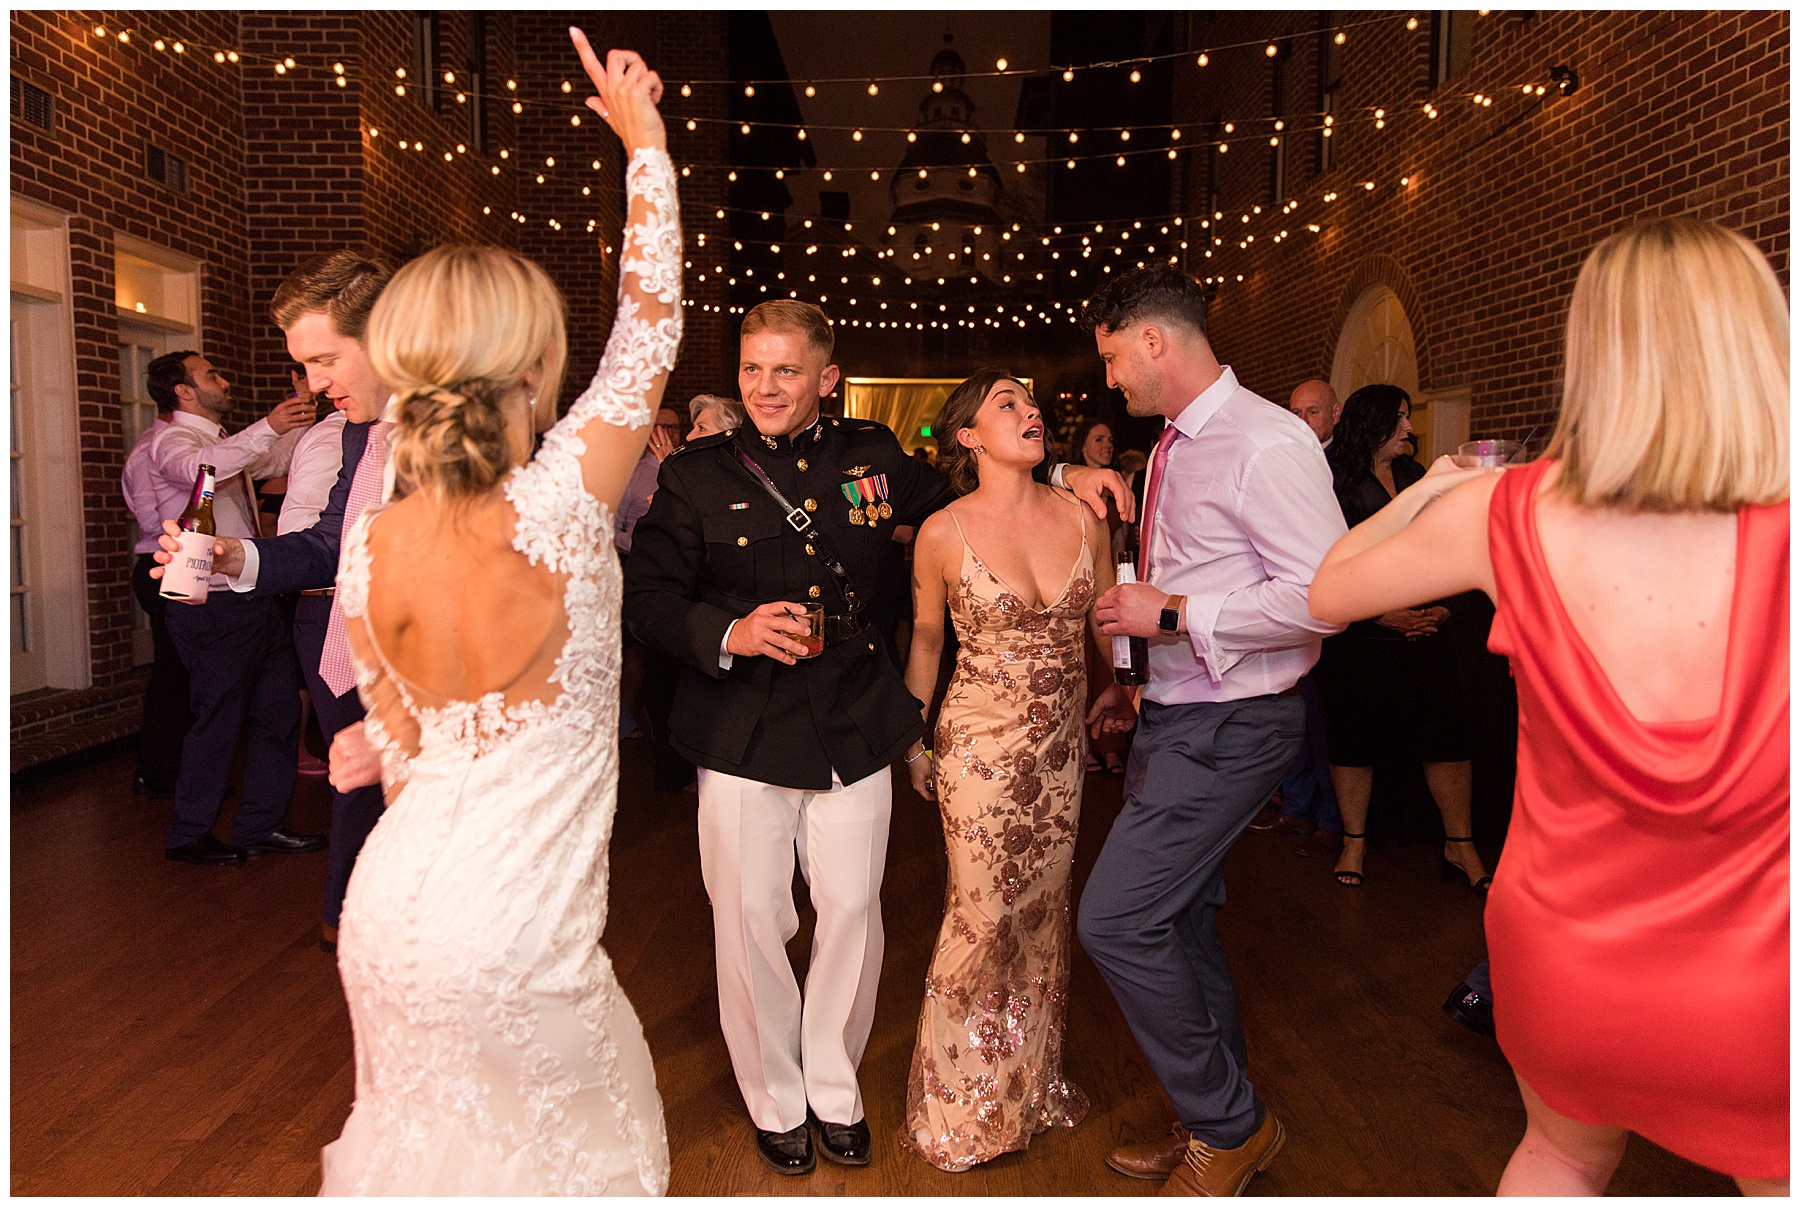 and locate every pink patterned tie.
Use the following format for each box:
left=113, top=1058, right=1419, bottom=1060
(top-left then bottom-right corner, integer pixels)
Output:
left=1138, top=423, right=1179, bottom=584
left=318, top=421, right=389, bottom=697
